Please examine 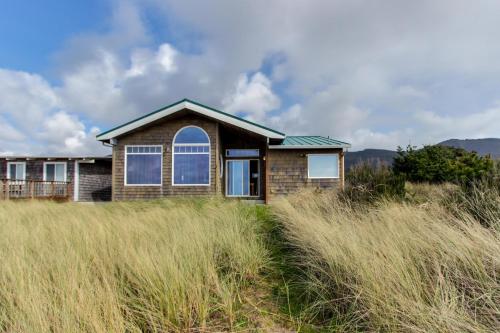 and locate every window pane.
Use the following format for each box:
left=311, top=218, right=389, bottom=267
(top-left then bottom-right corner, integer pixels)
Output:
left=228, top=160, right=243, bottom=195
left=174, top=154, right=209, bottom=185
left=127, top=154, right=162, bottom=185
left=9, top=165, right=16, bottom=180
left=227, top=160, right=251, bottom=196
left=226, top=149, right=259, bottom=157
left=174, top=127, right=209, bottom=144
left=308, top=155, right=339, bottom=178
left=16, top=165, right=25, bottom=180
left=55, top=164, right=65, bottom=181
left=45, top=164, right=55, bottom=181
